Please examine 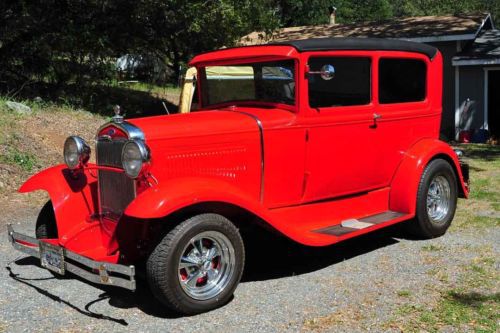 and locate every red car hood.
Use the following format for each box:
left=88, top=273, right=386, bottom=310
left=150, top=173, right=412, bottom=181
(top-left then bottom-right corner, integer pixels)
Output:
left=128, top=108, right=297, bottom=141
